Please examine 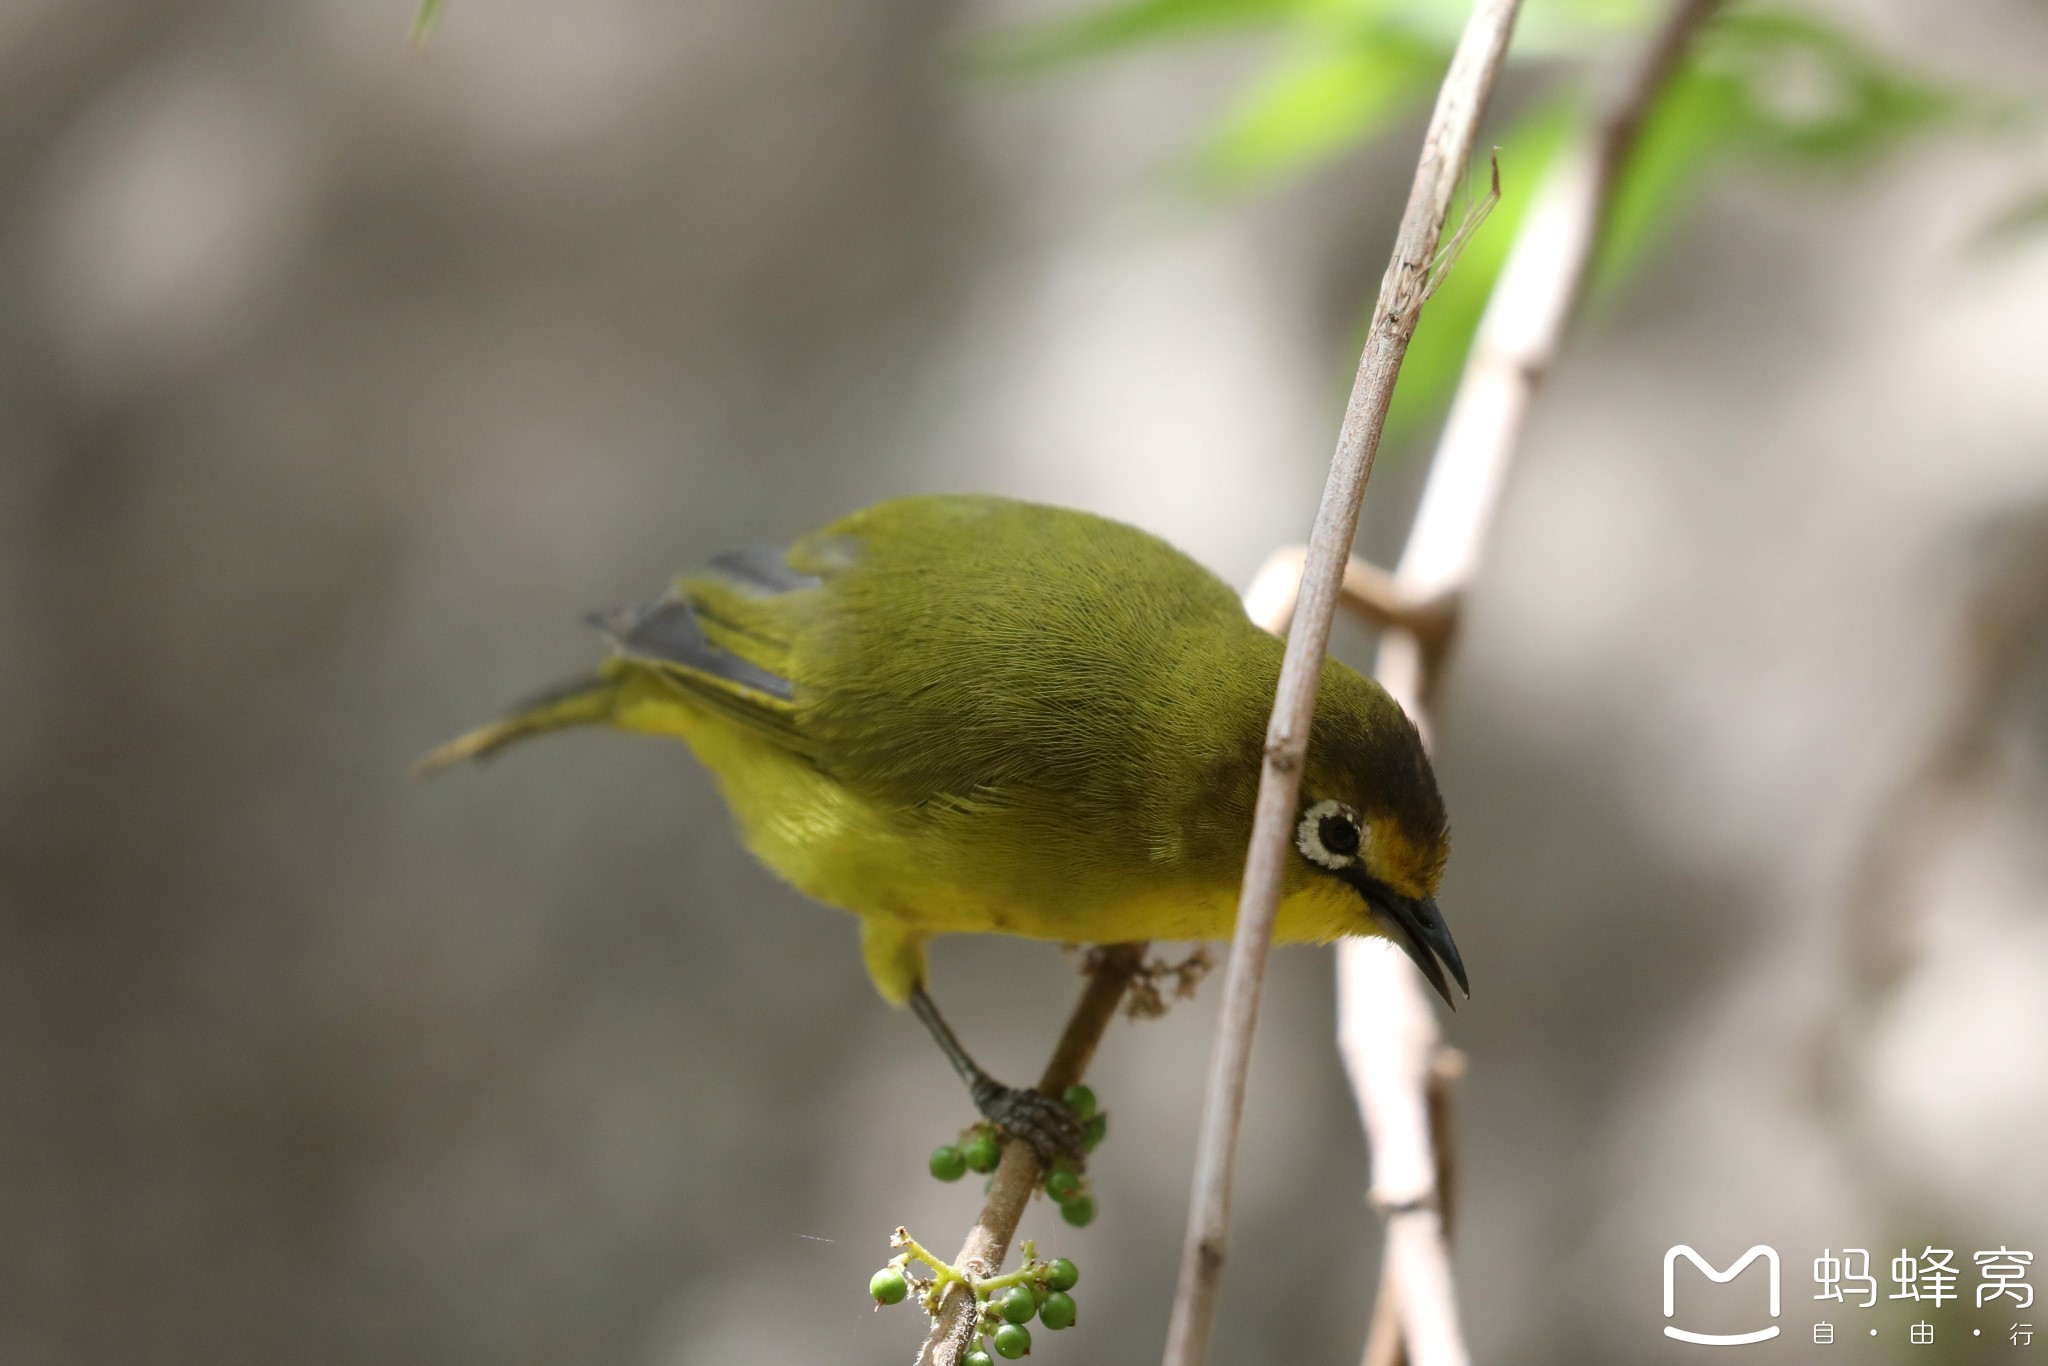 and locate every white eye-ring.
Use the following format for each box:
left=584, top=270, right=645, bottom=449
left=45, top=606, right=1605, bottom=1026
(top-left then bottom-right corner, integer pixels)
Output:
left=1297, top=799, right=1366, bottom=870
